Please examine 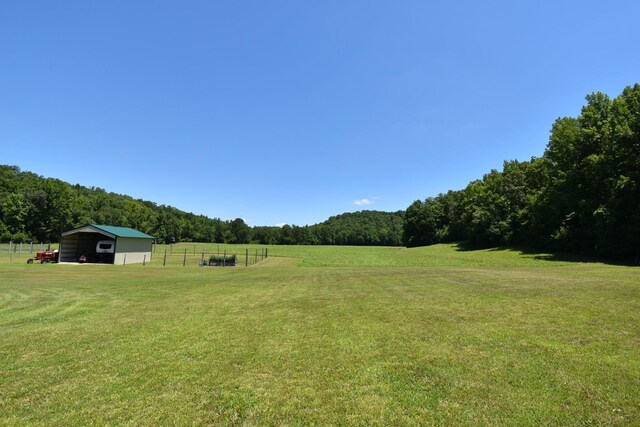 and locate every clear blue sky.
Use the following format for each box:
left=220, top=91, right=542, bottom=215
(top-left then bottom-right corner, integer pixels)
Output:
left=2, top=1, right=639, bottom=226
